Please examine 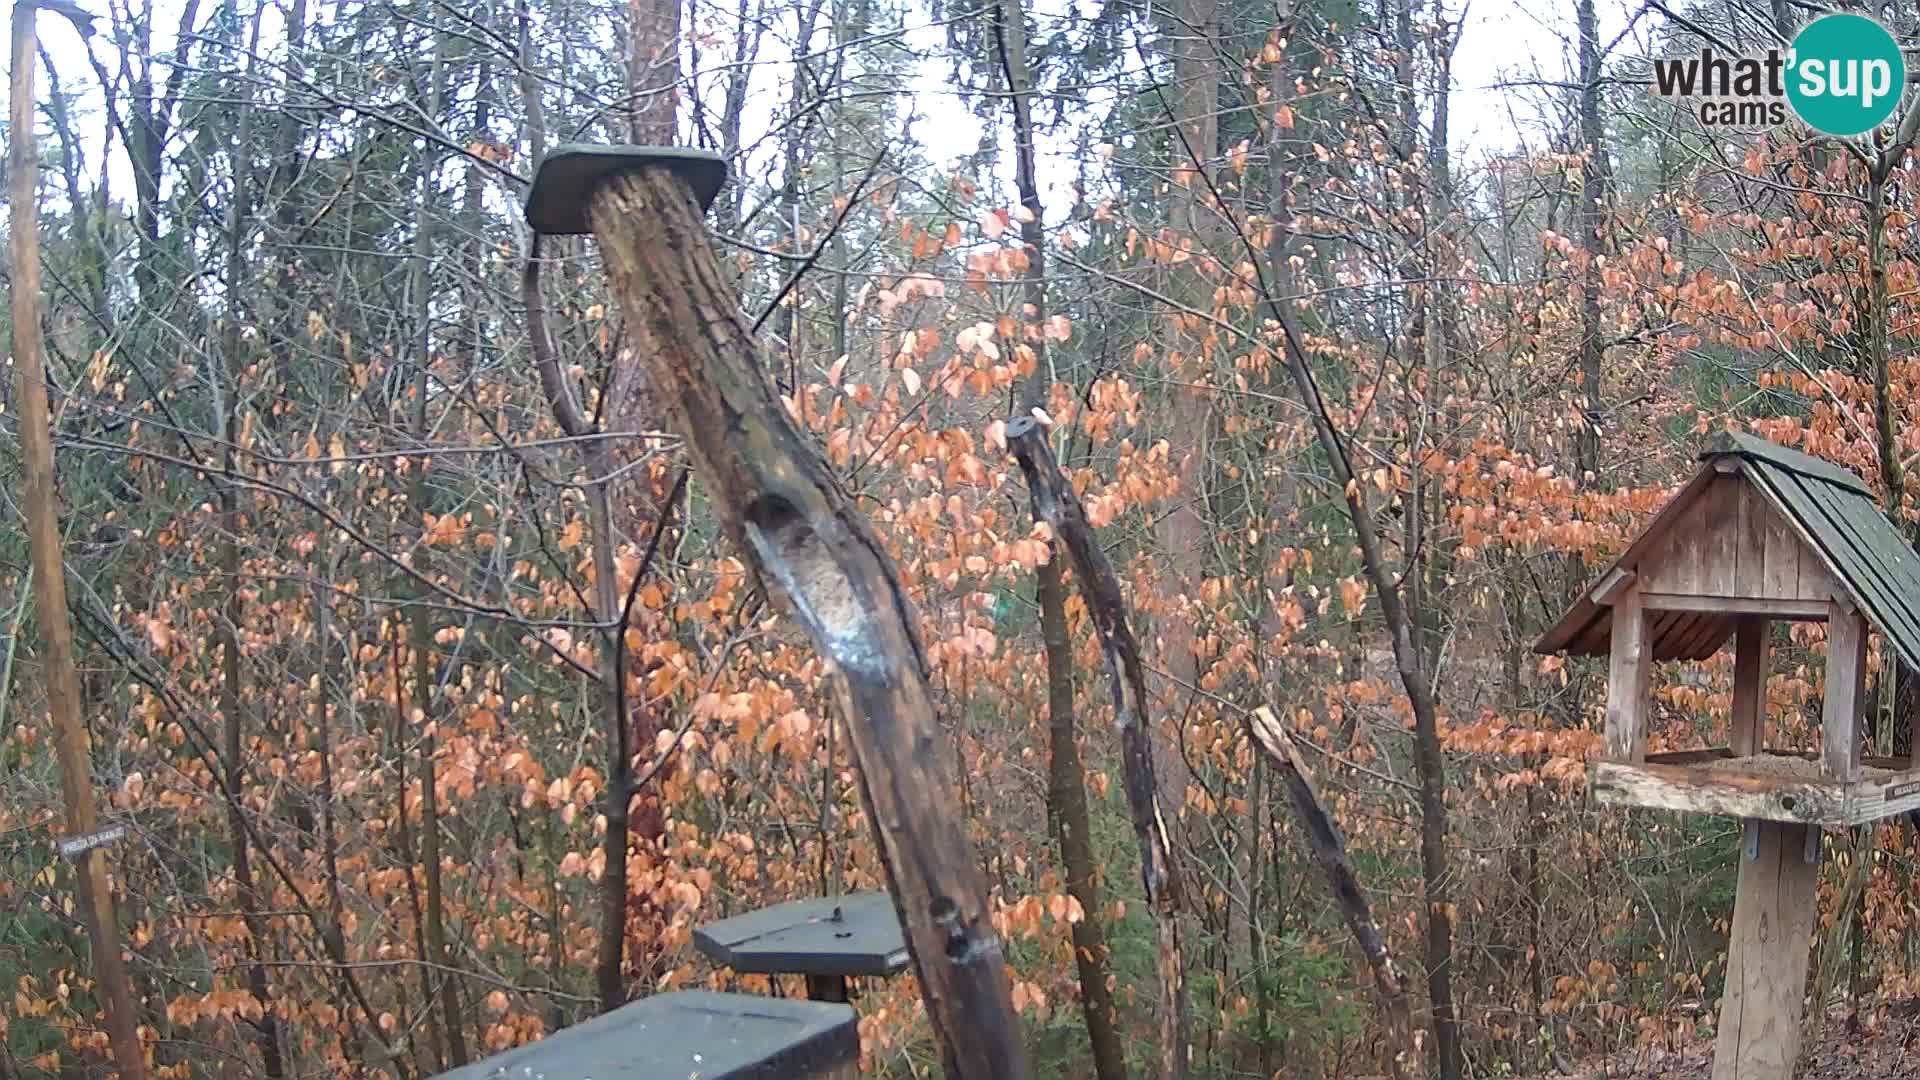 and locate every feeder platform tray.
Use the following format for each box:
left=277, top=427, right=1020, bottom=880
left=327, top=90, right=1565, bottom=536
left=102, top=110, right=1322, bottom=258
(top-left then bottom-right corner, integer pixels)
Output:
left=694, top=892, right=909, bottom=1002
left=1593, top=749, right=1920, bottom=826
left=523, top=145, right=726, bottom=235
left=429, top=990, right=857, bottom=1080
